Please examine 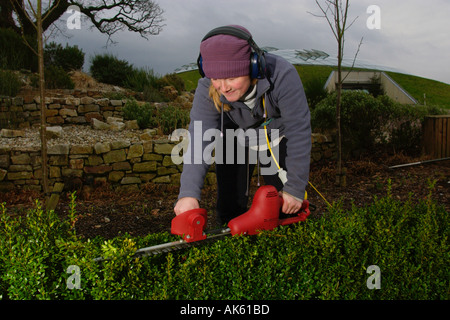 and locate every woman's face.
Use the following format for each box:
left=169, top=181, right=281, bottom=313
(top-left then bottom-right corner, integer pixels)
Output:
left=211, top=76, right=251, bottom=102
